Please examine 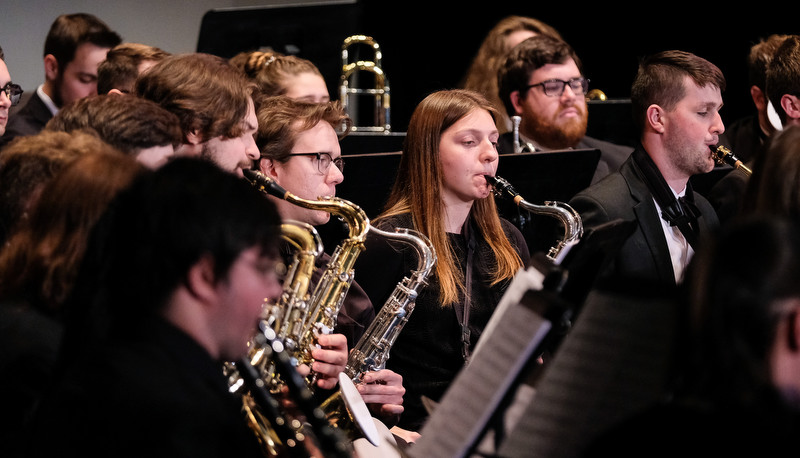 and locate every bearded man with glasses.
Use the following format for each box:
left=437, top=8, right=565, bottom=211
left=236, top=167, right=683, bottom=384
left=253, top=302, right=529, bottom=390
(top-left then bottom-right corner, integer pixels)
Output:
left=497, top=34, right=633, bottom=184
